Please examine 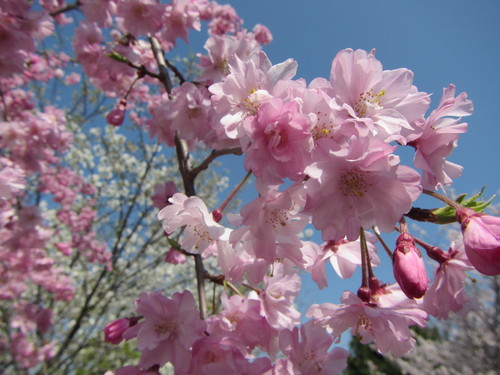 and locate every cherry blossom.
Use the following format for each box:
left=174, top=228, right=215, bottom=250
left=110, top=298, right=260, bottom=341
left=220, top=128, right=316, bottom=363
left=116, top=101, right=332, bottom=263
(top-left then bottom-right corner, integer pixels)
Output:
left=410, top=84, right=473, bottom=190
left=308, top=284, right=428, bottom=356
left=279, top=320, right=348, bottom=375
left=158, top=193, right=230, bottom=253
left=422, top=241, right=475, bottom=319
left=124, top=290, right=206, bottom=370
left=329, top=48, right=430, bottom=143
left=305, top=136, right=421, bottom=241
